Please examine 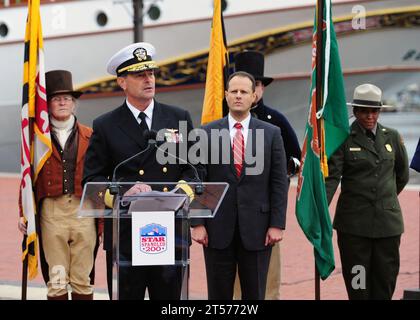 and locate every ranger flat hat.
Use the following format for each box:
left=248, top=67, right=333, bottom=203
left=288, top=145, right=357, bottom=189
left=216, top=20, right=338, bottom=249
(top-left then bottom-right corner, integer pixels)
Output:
left=347, top=83, right=388, bottom=108
left=234, top=51, right=273, bottom=87
left=45, top=70, right=82, bottom=99
left=106, top=42, right=159, bottom=76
